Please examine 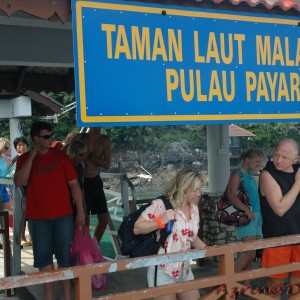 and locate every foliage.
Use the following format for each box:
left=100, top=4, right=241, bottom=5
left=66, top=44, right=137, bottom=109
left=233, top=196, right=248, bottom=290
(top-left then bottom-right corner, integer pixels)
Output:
left=47, top=91, right=78, bottom=141
left=1, top=91, right=300, bottom=152
left=241, top=123, right=300, bottom=149
left=0, top=121, right=9, bottom=139
left=103, top=125, right=206, bottom=151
